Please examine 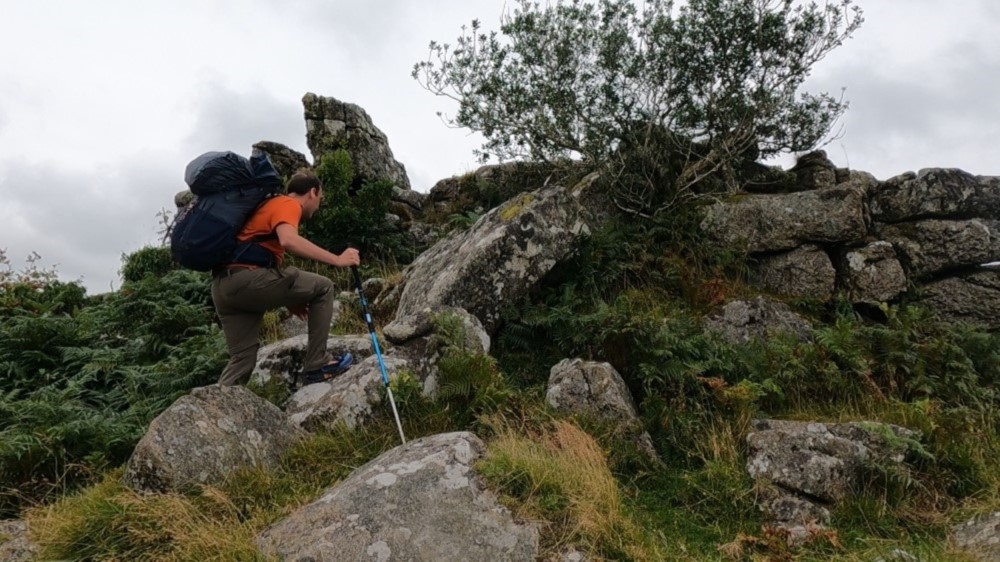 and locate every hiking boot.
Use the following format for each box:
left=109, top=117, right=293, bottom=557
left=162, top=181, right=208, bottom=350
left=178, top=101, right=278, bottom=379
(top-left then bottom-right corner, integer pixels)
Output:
left=299, top=353, right=353, bottom=386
